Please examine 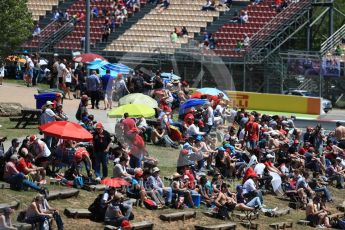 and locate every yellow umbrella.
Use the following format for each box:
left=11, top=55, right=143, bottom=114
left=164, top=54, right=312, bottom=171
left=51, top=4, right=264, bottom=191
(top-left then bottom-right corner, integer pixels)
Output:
left=108, top=104, right=155, bottom=118
left=119, top=93, right=158, bottom=108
